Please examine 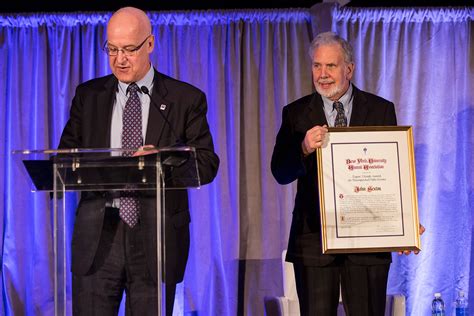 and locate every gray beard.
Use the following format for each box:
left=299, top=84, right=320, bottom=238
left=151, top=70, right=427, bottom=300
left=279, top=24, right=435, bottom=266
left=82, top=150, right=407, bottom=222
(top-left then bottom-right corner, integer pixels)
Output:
left=316, top=86, right=341, bottom=100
